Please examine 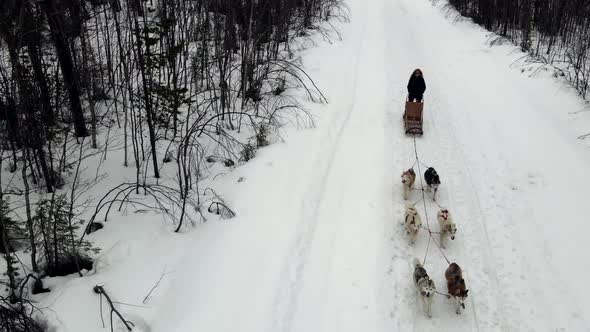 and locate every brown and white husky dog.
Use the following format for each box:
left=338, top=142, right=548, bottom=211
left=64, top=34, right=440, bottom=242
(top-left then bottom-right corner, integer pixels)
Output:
left=445, top=262, right=469, bottom=314
left=437, top=208, right=457, bottom=249
left=401, top=168, right=416, bottom=200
